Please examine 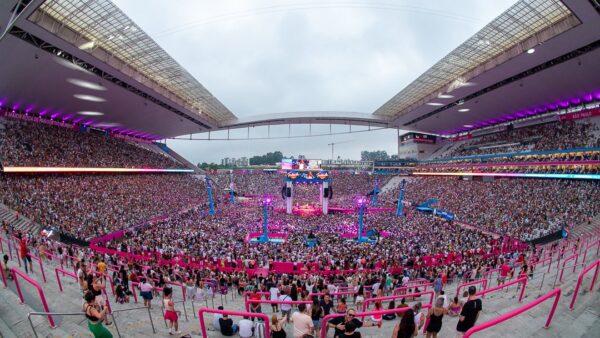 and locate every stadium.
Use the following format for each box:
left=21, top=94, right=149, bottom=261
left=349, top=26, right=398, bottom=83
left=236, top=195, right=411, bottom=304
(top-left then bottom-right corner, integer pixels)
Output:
left=0, top=0, right=599, bottom=337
